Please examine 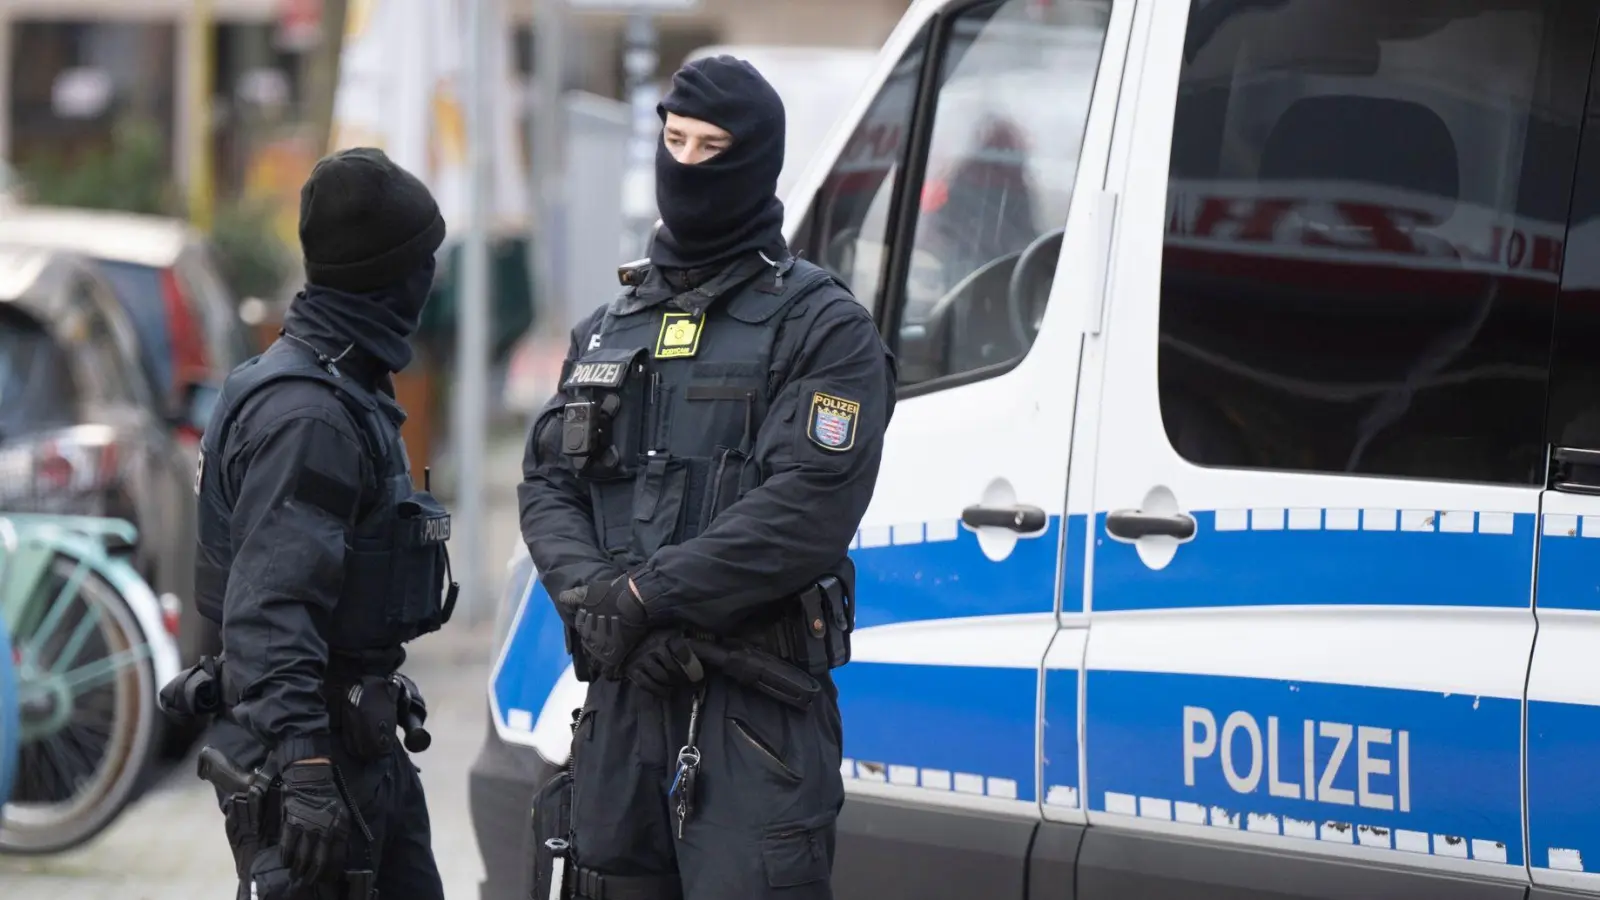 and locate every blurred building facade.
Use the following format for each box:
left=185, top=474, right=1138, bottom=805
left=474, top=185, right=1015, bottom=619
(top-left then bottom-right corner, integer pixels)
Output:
left=0, top=0, right=910, bottom=204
